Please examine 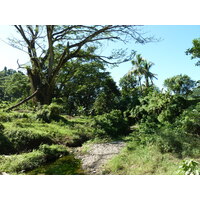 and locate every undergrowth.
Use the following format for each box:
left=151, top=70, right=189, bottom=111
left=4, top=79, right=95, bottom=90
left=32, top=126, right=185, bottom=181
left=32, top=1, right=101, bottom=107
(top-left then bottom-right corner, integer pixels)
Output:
left=0, top=144, right=68, bottom=174
left=103, top=142, right=180, bottom=175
